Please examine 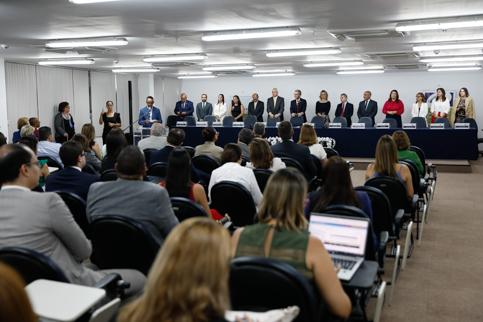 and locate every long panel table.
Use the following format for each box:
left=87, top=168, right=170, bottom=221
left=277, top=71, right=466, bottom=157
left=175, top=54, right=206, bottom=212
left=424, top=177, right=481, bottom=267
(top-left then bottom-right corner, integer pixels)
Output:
left=174, top=126, right=479, bottom=160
